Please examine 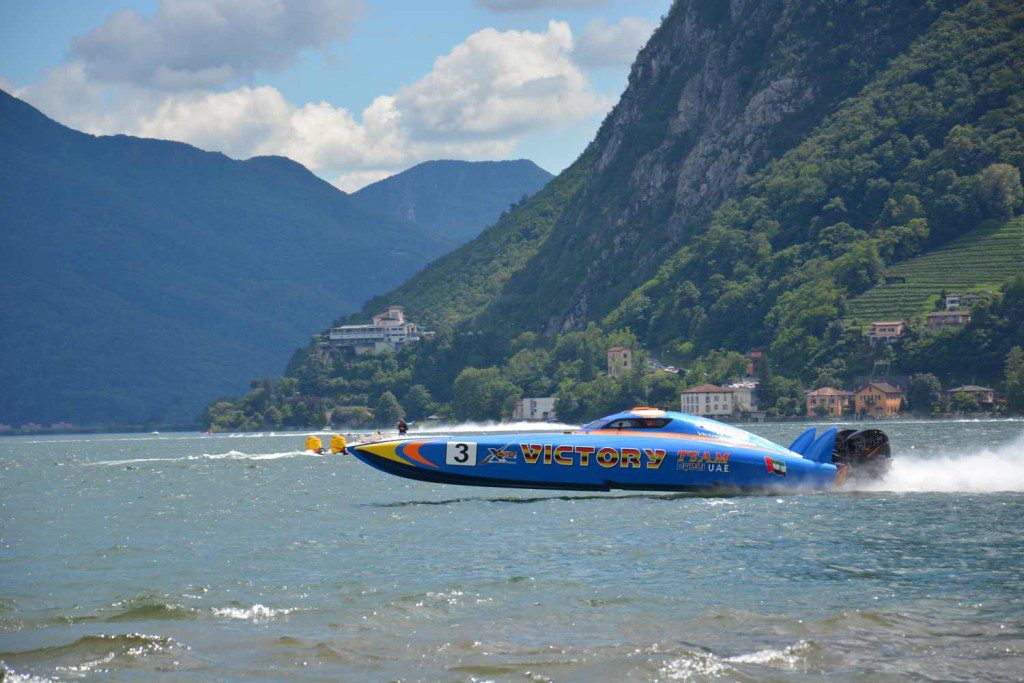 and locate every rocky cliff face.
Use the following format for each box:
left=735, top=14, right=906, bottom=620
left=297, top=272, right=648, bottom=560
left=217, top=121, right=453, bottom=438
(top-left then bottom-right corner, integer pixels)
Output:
left=483, top=0, right=959, bottom=334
